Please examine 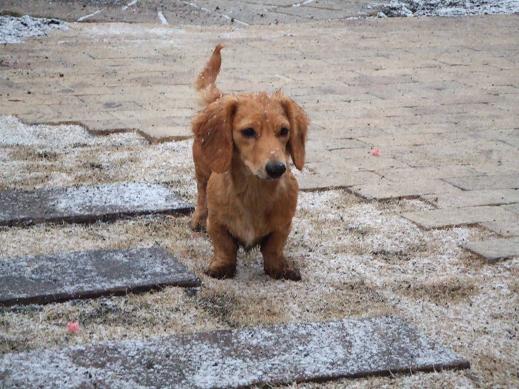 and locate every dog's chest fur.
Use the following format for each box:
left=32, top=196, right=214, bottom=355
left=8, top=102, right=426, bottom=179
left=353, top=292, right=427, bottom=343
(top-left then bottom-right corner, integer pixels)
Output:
left=207, top=169, right=297, bottom=249
left=226, top=185, right=280, bottom=248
